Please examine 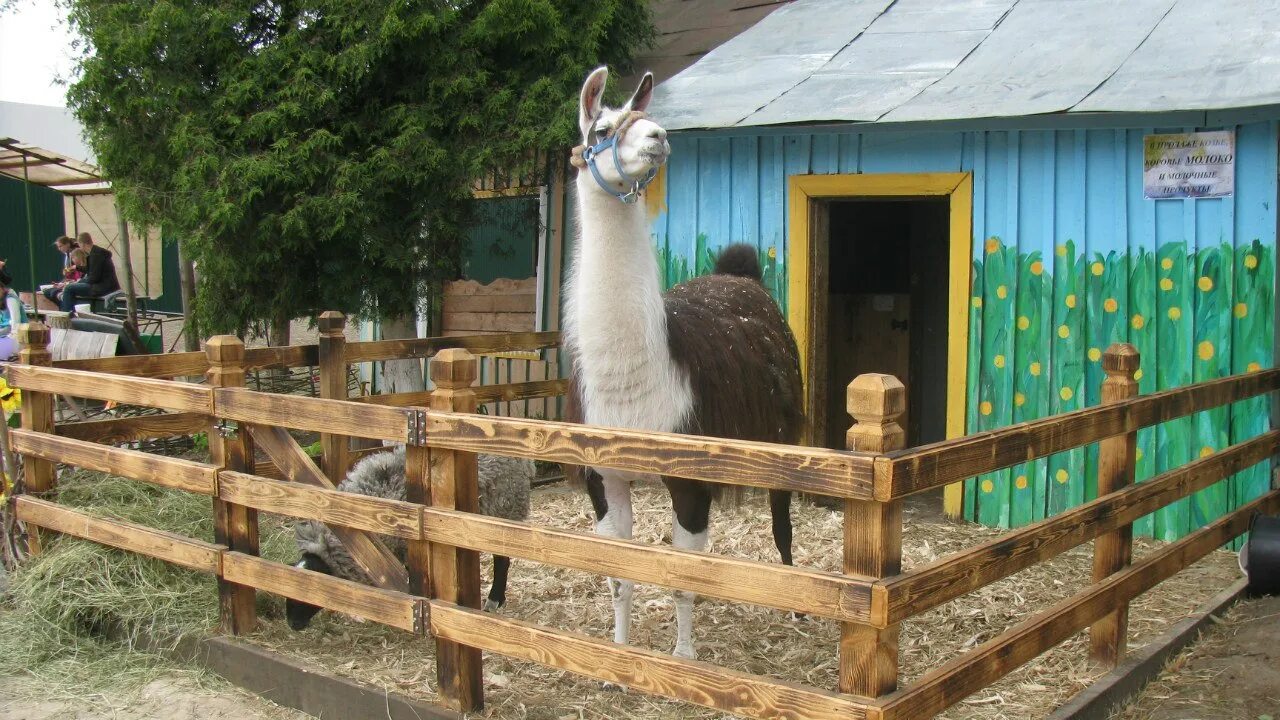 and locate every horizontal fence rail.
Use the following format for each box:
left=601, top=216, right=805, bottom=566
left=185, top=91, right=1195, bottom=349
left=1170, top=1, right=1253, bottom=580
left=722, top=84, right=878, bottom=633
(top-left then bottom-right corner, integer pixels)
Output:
left=6, top=364, right=214, bottom=413
left=55, top=412, right=210, bottom=443
left=883, top=368, right=1280, bottom=498
left=10, top=428, right=219, bottom=495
